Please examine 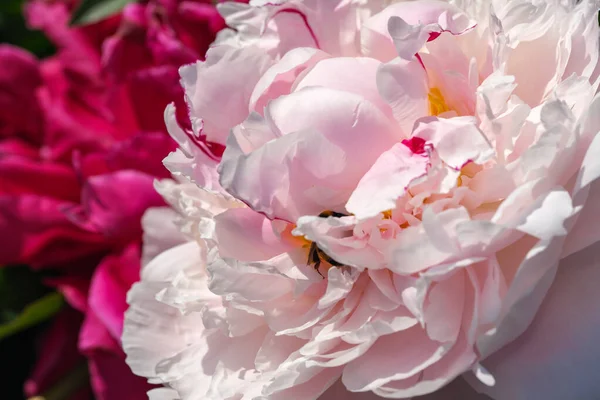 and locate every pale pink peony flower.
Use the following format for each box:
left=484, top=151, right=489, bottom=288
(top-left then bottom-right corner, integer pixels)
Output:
left=124, top=0, right=600, bottom=399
